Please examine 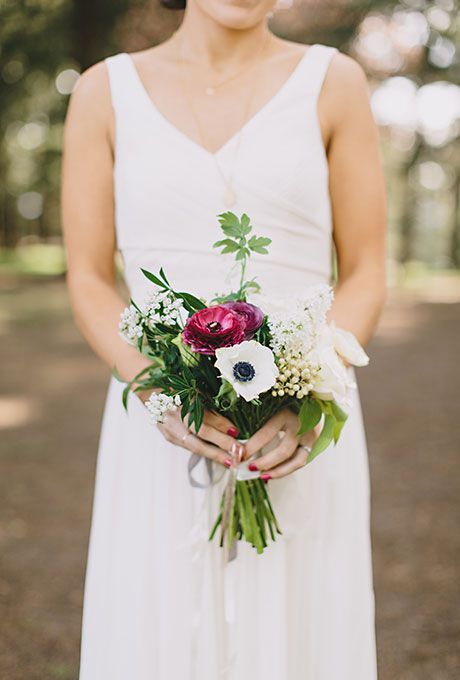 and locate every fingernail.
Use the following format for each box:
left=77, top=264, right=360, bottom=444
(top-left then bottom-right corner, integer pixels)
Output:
left=260, top=473, right=272, bottom=481
left=227, top=426, right=239, bottom=438
left=223, top=458, right=232, bottom=468
left=248, top=463, right=258, bottom=472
